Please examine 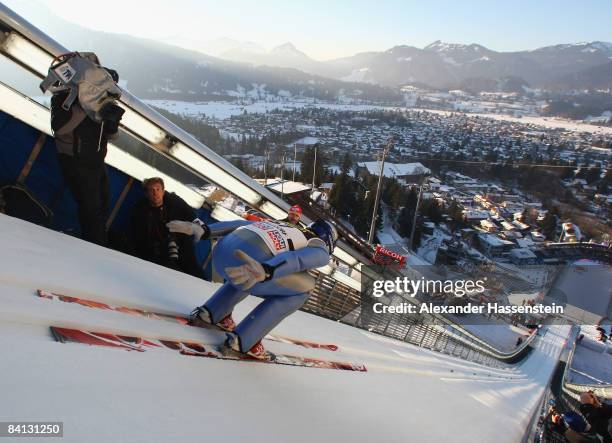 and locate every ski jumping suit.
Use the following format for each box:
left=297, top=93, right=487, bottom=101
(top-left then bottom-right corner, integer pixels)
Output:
left=204, top=220, right=330, bottom=352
